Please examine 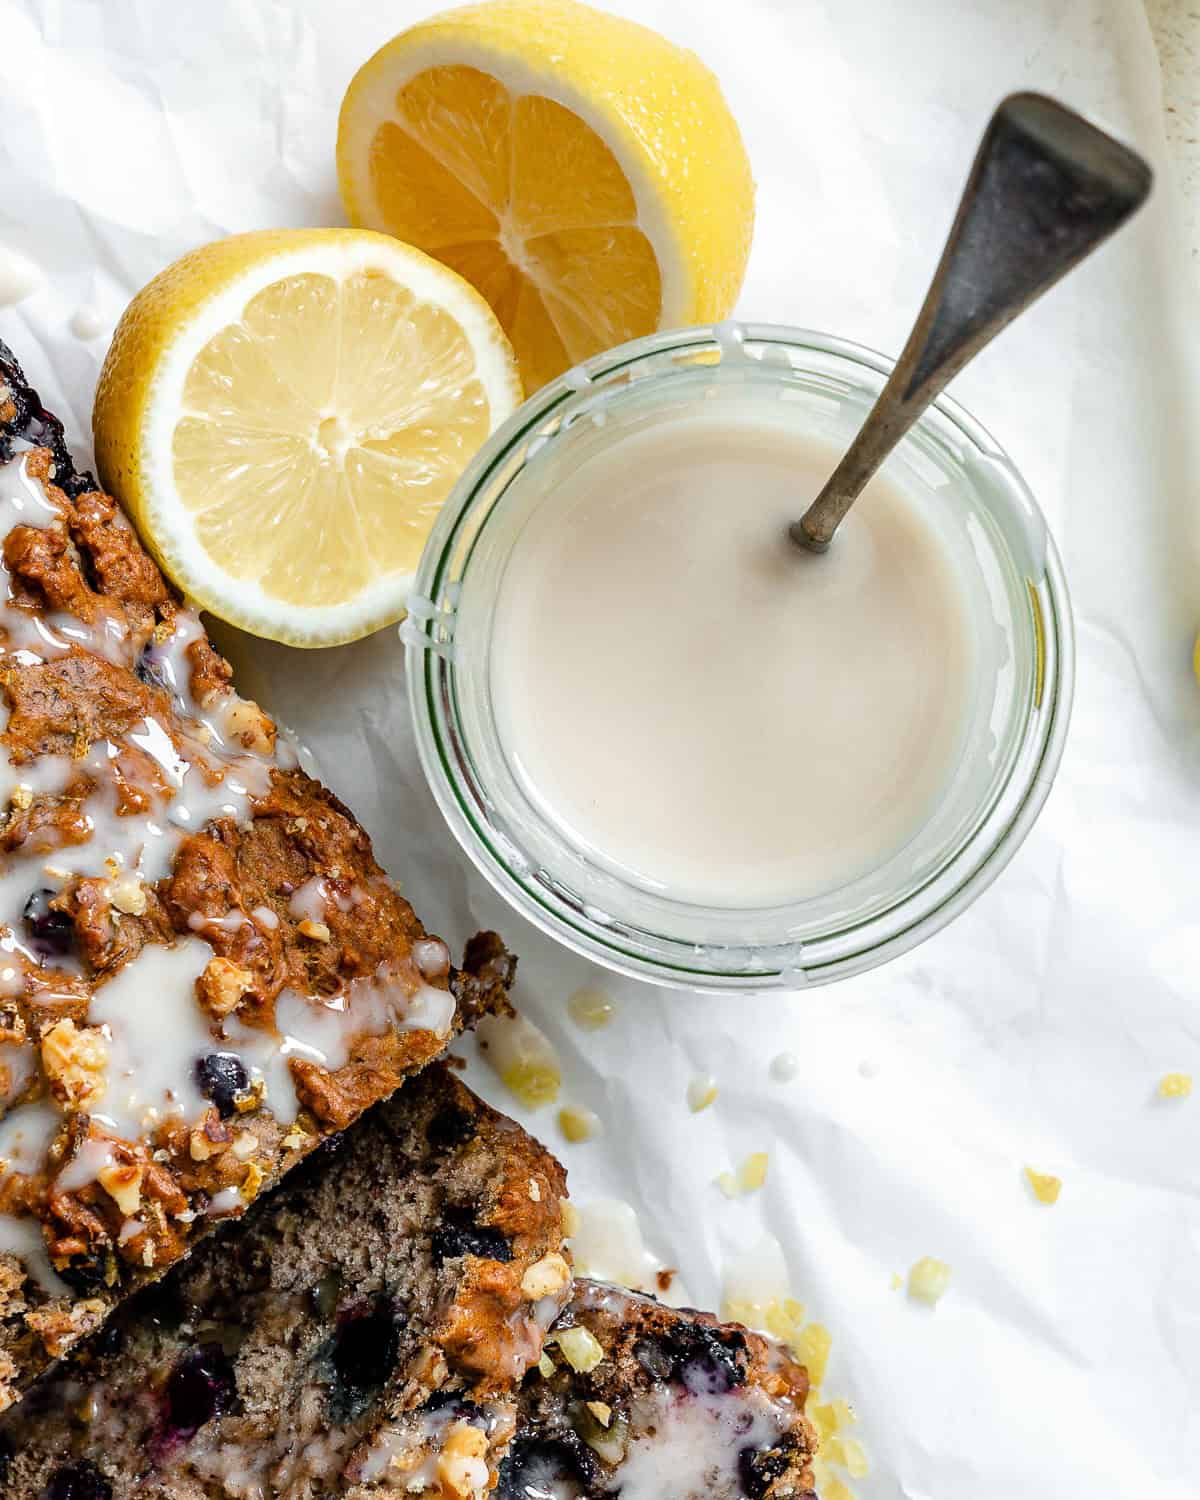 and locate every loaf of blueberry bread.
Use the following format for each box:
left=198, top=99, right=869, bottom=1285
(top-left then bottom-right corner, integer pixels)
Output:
left=0, top=340, right=514, bottom=1409
left=0, top=1063, right=571, bottom=1498
left=495, top=1281, right=819, bottom=1500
